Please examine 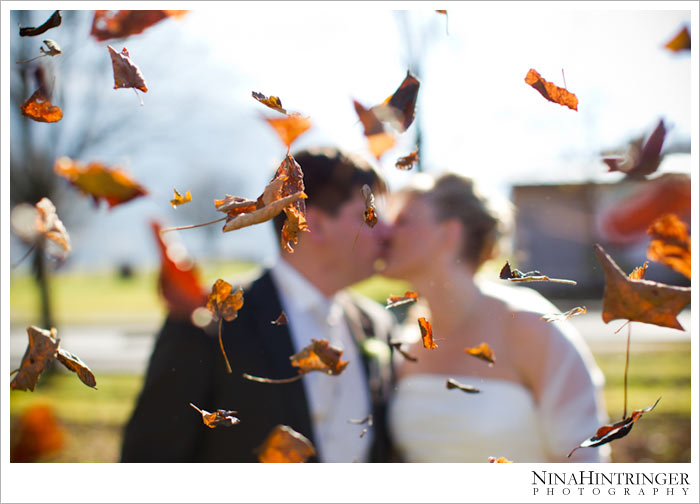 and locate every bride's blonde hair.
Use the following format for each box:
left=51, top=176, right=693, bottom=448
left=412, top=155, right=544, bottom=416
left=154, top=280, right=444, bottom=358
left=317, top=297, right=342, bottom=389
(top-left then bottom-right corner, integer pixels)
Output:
left=407, top=172, right=513, bottom=270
